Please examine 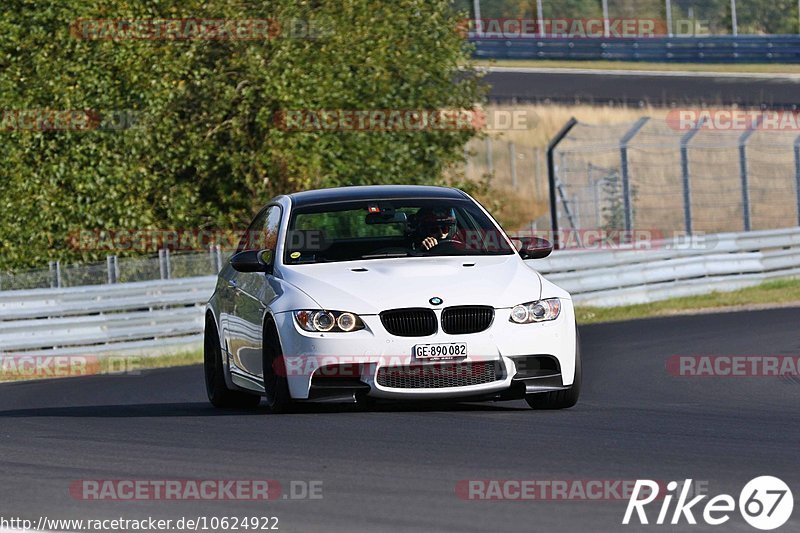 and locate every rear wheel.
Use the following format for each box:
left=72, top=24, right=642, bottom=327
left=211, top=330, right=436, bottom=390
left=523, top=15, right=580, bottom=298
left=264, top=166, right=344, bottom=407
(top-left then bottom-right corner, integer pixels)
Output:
left=204, top=317, right=261, bottom=408
left=262, top=320, right=293, bottom=414
left=525, top=331, right=581, bottom=410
